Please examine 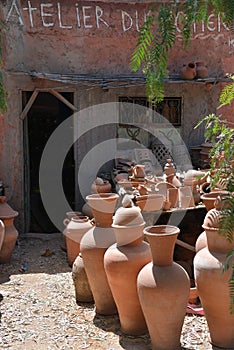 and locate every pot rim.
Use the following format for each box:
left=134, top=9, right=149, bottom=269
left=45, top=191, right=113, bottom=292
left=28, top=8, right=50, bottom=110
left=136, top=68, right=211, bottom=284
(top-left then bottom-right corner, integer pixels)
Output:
left=144, top=224, right=180, bottom=236
left=112, top=222, right=145, bottom=229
